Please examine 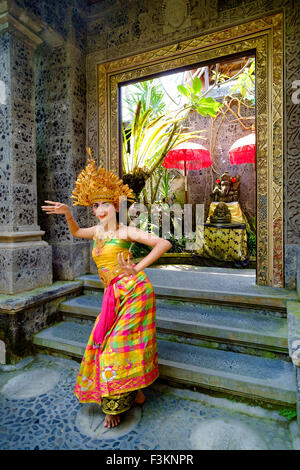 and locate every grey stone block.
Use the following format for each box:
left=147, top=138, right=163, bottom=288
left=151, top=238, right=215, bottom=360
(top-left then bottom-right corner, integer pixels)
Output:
left=12, top=147, right=35, bottom=185
left=12, top=206, right=36, bottom=228
left=0, top=280, right=83, bottom=362
left=0, top=242, right=52, bottom=294
left=287, top=301, right=300, bottom=357
left=0, top=280, right=83, bottom=313
left=297, top=252, right=300, bottom=299
left=52, top=241, right=90, bottom=280
left=51, top=171, right=75, bottom=193
left=285, top=245, right=300, bottom=290
left=0, top=195, right=13, bottom=227
left=297, top=368, right=300, bottom=433
left=0, top=117, right=12, bottom=139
